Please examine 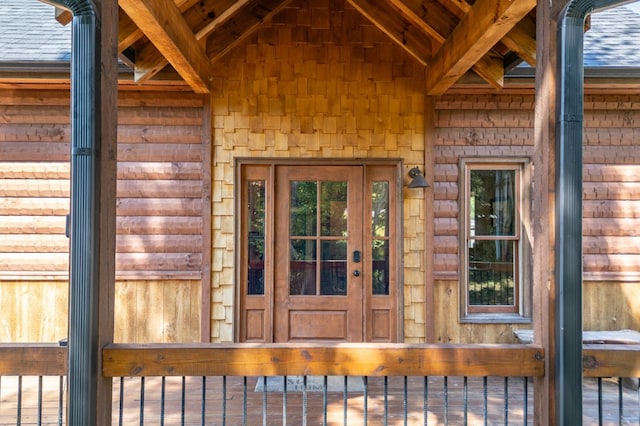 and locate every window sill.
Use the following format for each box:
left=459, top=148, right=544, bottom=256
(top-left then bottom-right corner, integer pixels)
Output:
left=460, top=313, right=532, bottom=324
